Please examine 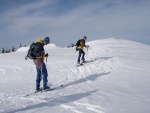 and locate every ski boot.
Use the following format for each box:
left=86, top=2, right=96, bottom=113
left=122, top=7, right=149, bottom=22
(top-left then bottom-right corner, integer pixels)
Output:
left=43, top=85, right=51, bottom=91
left=35, top=87, right=42, bottom=93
